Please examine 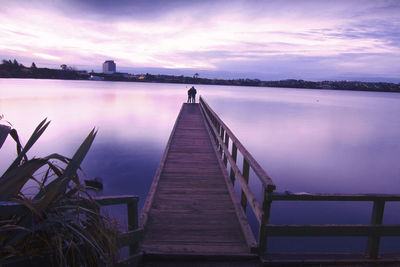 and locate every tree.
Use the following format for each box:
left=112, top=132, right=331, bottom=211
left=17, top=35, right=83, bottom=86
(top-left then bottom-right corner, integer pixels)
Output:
left=31, top=62, right=37, bottom=69
left=60, top=64, right=67, bottom=71
left=194, top=73, right=199, bottom=79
